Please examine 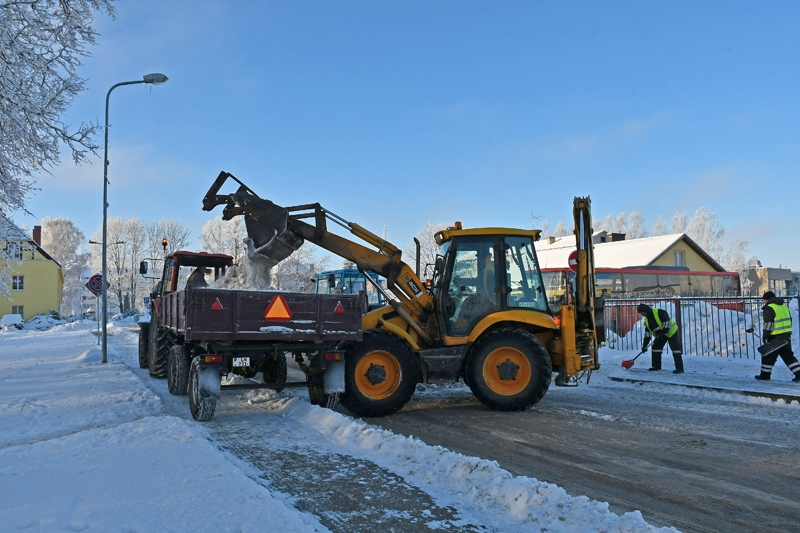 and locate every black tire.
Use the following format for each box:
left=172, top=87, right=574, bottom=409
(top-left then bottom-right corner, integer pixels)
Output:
left=307, top=353, right=328, bottom=406
left=340, top=330, right=418, bottom=417
left=188, top=357, right=217, bottom=421
left=263, top=353, right=287, bottom=393
left=465, top=328, right=552, bottom=411
left=138, top=326, right=149, bottom=369
left=148, top=326, right=171, bottom=378
left=167, top=344, right=190, bottom=396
